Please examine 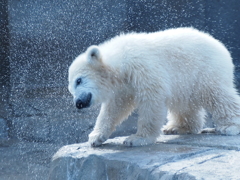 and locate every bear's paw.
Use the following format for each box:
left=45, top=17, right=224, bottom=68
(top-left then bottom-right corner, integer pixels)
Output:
left=216, top=124, right=240, bottom=136
left=123, top=135, right=156, bottom=146
left=88, top=131, right=108, bottom=147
